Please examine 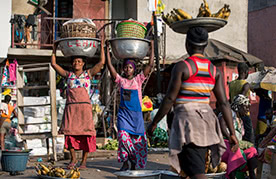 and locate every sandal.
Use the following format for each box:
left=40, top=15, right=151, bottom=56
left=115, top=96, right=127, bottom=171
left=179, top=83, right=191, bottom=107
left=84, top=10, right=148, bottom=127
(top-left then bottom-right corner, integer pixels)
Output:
left=67, top=162, right=77, bottom=169
left=79, top=165, right=87, bottom=170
